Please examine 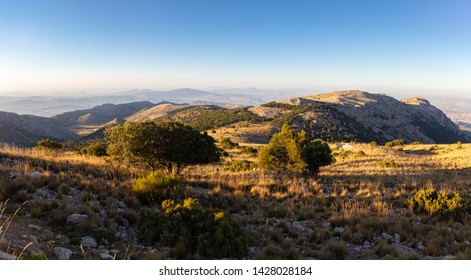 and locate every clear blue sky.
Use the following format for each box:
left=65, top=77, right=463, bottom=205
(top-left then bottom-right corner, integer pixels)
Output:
left=1, top=0, right=470, bottom=96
